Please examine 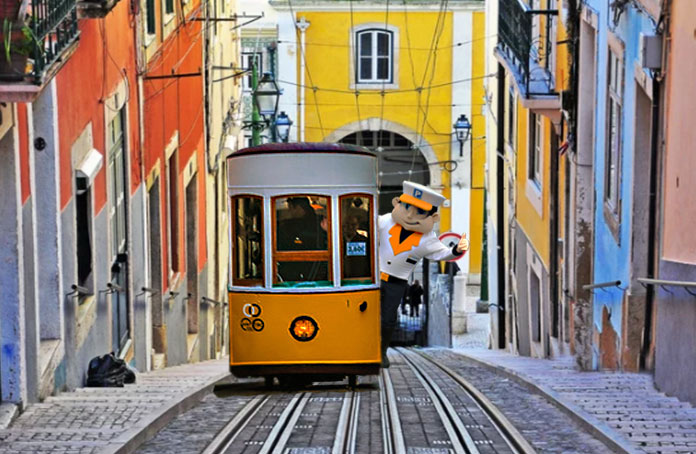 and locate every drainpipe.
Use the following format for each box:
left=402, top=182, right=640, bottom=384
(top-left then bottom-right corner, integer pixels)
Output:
left=496, top=63, right=506, bottom=349
left=641, top=0, right=669, bottom=370
left=296, top=17, right=310, bottom=142
left=642, top=71, right=661, bottom=370
left=134, top=0, right=151, bottom=371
